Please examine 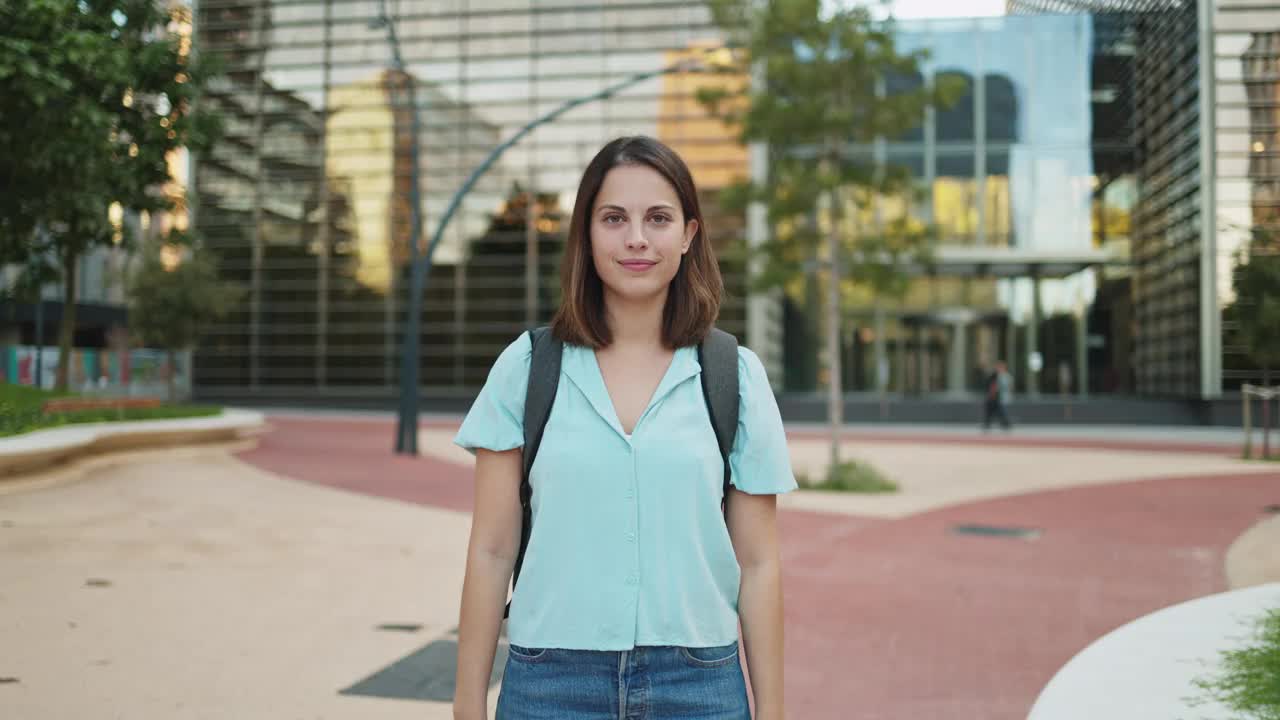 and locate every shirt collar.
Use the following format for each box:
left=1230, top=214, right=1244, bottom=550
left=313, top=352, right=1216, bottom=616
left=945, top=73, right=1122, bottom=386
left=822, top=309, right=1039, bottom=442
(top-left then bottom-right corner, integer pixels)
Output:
left=561, top=344, right=702, bottom=439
